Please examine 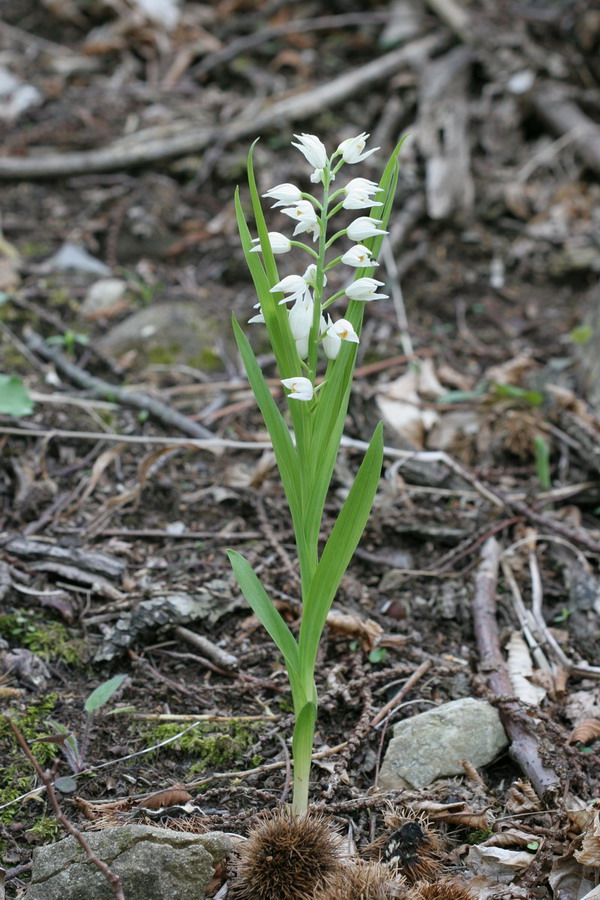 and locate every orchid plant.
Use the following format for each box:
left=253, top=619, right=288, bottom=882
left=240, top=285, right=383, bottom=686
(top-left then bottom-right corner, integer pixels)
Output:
left=228, top=132, right=404, bottom=814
